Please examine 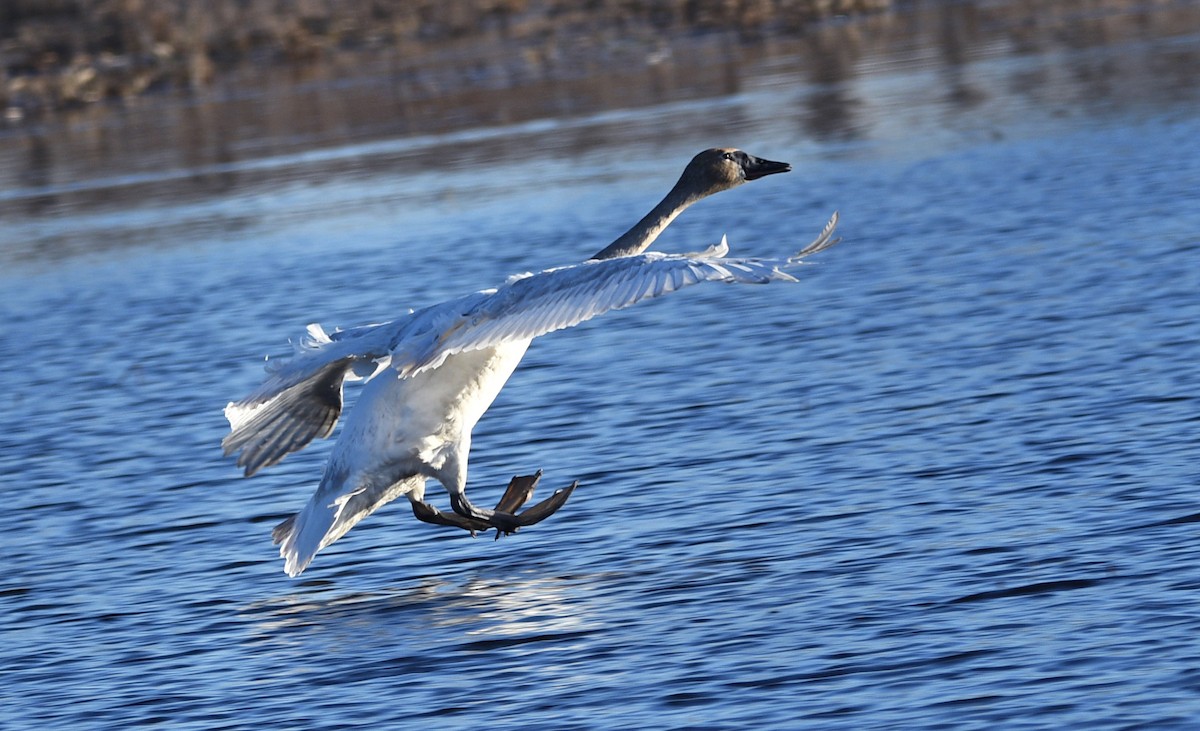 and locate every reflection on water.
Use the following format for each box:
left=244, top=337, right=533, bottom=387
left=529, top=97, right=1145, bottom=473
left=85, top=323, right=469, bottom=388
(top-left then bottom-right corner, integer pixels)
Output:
left=2, top=0, right=1199, bottom=264
left=246, top=572, right=603, bottom=641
